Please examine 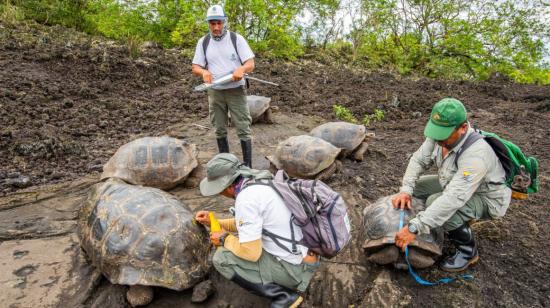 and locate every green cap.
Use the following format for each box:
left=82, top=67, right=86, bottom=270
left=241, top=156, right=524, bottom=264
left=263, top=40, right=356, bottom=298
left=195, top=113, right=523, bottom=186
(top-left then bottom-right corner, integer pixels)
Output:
left=200, top=153, right=243, bottom=196
left=199, top=153, right=273, bottom=196
left=424, top=98, right=467, bottom=141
